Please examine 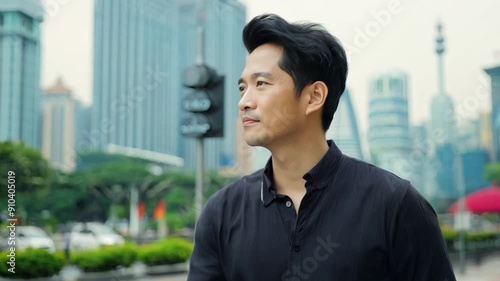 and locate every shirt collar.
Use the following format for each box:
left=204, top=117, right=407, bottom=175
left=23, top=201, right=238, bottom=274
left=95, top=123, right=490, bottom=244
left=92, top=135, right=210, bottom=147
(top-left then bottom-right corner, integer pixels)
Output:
left=261, top=140, right=343, bottom=206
